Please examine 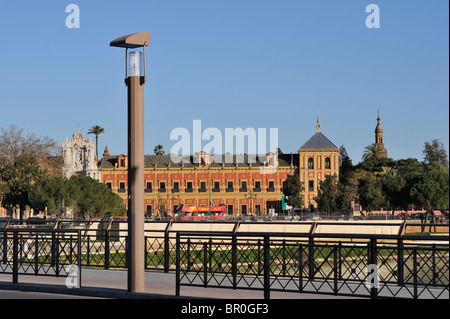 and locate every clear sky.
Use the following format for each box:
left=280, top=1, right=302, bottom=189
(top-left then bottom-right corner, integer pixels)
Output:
left=0, top=0, right=448, bottom=164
